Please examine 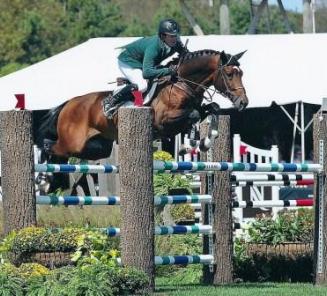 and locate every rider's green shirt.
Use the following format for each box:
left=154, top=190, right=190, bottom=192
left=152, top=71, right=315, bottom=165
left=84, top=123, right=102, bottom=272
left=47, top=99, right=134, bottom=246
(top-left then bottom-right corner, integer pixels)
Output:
left=118, top=35, right=184, bottom=80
